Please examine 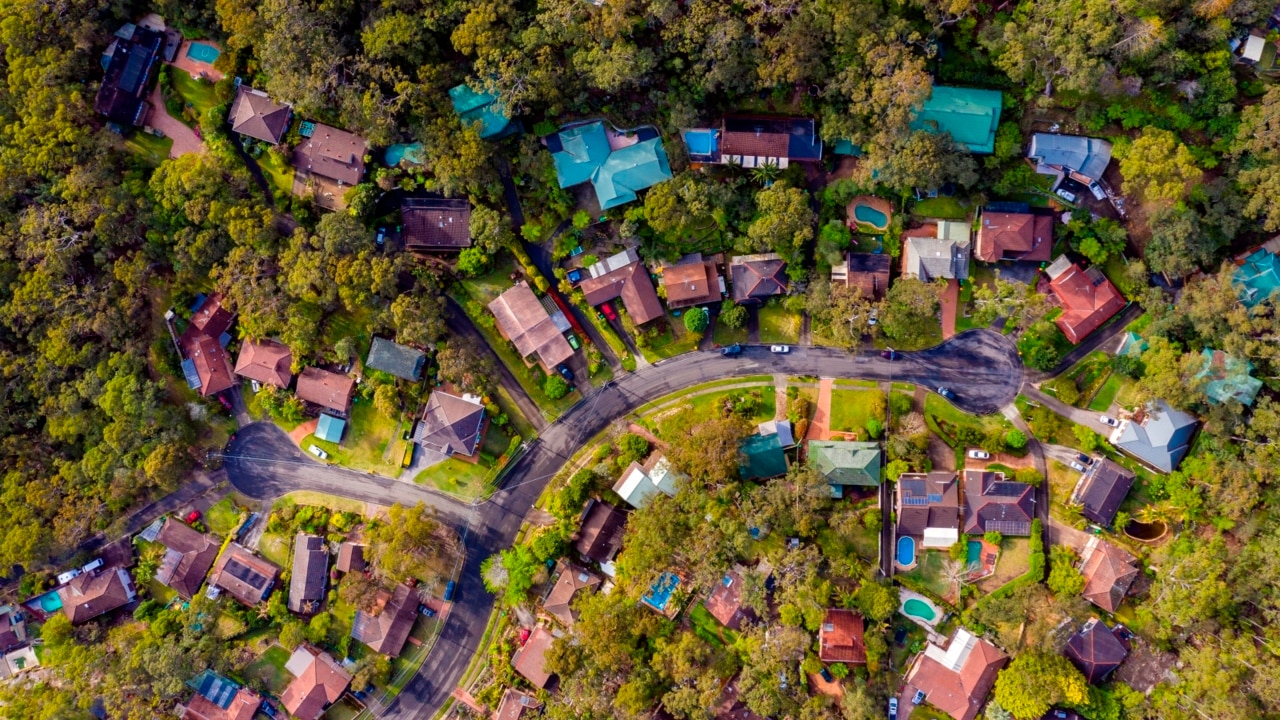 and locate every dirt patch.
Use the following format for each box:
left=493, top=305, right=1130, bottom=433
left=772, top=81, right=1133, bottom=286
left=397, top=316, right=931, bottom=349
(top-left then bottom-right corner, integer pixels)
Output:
left=1114, top=636, right=1177, bottom=693
left=289, top=418, right=318, bottom=445
left=807, top=672, right=844, bottom=699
